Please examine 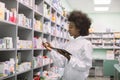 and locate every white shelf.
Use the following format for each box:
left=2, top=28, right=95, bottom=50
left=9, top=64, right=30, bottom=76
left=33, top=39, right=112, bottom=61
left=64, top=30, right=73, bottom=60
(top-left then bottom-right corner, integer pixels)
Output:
left=89, top=32, right=120, bottom=50
left=16, top=69, right=32, bottom=75
left=0, top=20, right=17, bottom=26
left=0, top=74, right=15, bottom=80
left=17, top=48, right=32, bottom=50
left=0, top=48, right=16, bottom=51
left=18, top=25, right=33, bottom=30
left=0, top=0, right=68, bottom=79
